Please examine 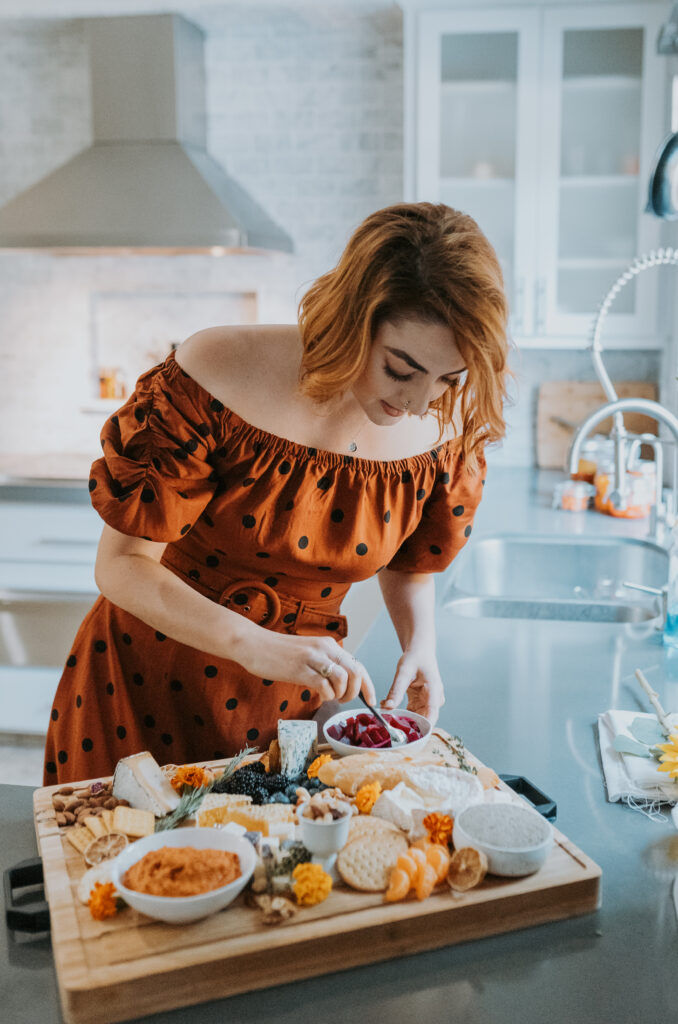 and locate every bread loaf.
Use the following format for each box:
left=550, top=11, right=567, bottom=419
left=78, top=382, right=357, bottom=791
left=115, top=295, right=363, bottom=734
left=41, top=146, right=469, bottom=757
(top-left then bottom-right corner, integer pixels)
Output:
left=317, top=751, right=498, bottom=796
